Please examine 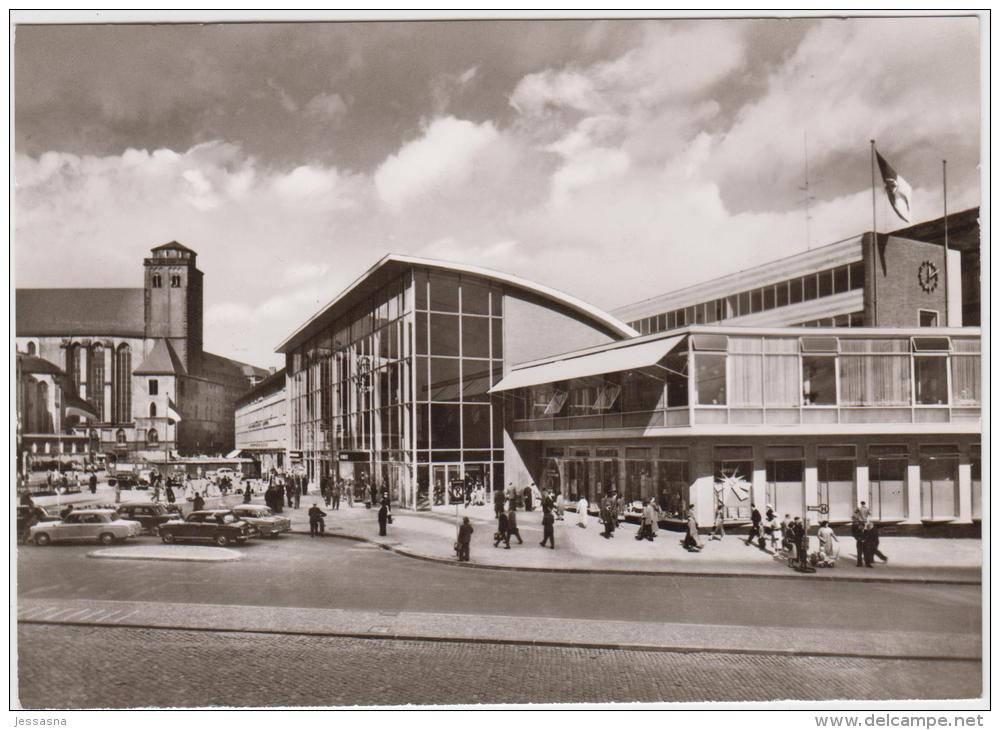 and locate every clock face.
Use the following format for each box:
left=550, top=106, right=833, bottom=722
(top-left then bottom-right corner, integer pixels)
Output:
left=918, top=261, right=940, bottom=293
